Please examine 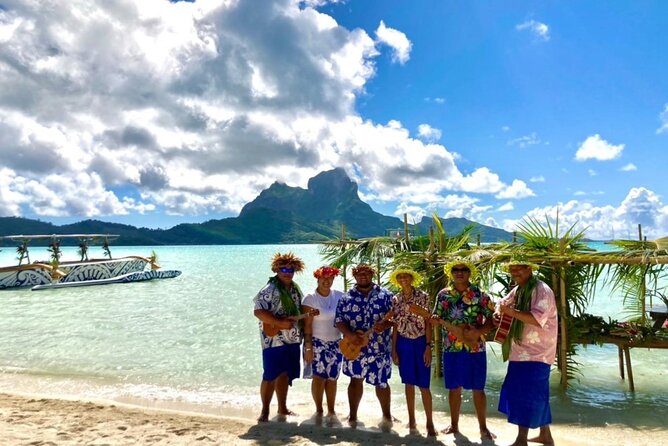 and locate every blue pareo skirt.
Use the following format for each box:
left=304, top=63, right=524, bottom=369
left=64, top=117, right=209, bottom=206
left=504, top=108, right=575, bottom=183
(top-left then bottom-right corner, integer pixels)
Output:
left=262, top=343, right=300, bottom=385
left=498, top=361, right=552, bottom=428
left=396, top=334, right=431, bottom=389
